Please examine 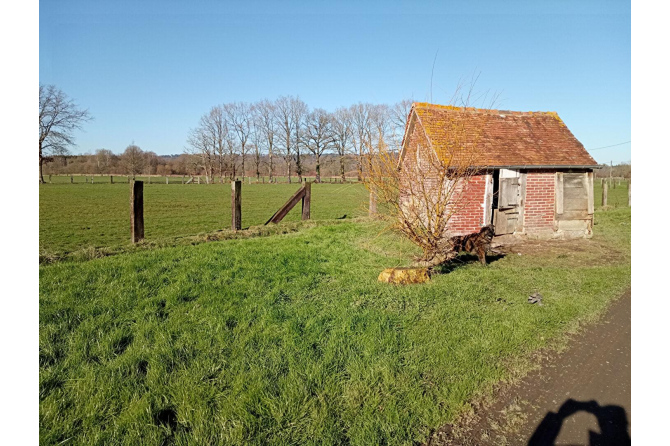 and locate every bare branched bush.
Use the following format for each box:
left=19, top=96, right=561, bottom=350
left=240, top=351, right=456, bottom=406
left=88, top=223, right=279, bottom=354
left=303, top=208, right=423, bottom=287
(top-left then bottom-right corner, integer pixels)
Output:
left=363, top=82, right=497, bottom=266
